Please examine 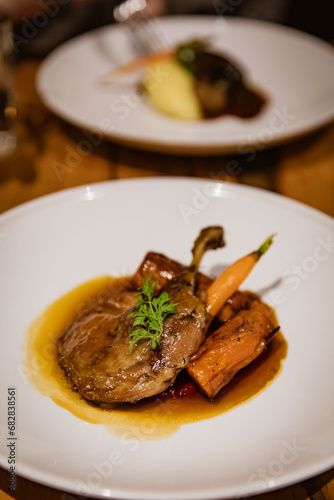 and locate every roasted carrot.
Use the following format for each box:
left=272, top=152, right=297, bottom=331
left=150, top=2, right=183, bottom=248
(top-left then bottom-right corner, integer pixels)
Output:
left=206, top=234, right=275, bottom=318
left=98, top=48, right=175, bottom=83
left=187, top=299, right=279, bottom=399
